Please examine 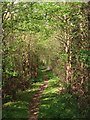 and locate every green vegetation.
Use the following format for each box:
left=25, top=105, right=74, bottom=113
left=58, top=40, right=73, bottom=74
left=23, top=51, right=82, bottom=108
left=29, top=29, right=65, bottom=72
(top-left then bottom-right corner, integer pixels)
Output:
left=3, top=81, right=43, bottom=119
left=2, top=1, right=90, bottom=119
left=39, top=76, right=79, bottom=119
